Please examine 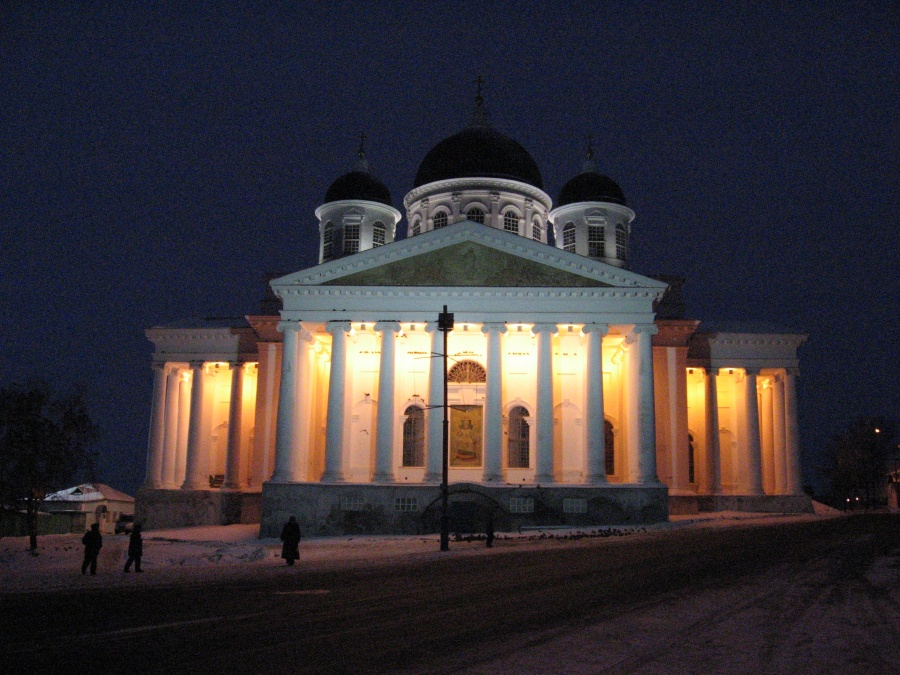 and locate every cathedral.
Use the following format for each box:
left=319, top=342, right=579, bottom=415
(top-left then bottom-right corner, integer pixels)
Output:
left=137, top=96, right=811, bottom=535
